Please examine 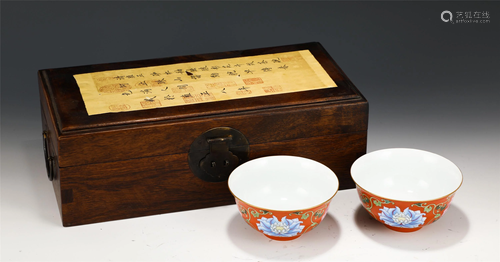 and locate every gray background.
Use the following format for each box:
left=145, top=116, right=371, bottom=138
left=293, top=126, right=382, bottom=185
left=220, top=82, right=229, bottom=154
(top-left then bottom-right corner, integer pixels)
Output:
left=2, top=1, right=499, bottom=148
left=1, top=1, right=500, bottom=259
